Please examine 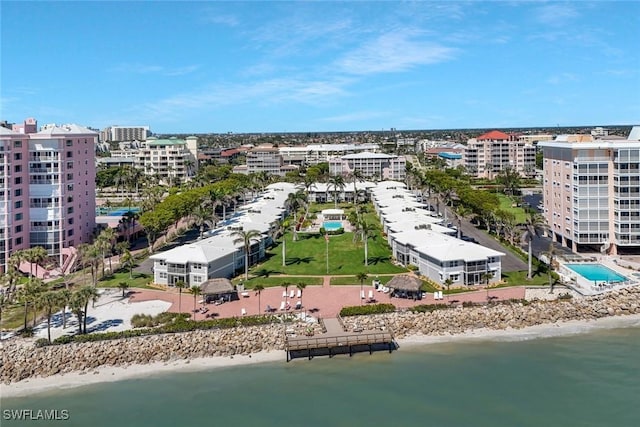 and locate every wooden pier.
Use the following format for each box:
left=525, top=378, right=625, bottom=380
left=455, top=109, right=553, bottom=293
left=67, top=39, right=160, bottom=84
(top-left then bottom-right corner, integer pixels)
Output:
left=285, top=317, right=397, bottom=362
